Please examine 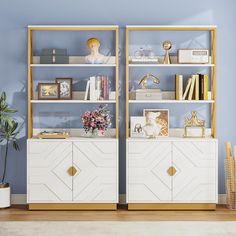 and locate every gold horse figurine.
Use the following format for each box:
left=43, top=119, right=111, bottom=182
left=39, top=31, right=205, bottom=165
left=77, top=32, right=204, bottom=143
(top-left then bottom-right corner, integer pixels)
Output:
left=138, top=73, right=160, bottom=89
